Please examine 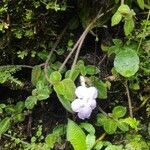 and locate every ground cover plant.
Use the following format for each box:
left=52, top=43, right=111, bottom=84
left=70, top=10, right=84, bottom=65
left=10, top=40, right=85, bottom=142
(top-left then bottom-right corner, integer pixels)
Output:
left=0, top=0, right=150, bottom=149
